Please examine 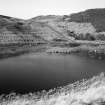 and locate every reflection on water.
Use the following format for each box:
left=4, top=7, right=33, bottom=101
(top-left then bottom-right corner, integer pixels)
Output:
left=0, top=53, right=105, bottom=94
